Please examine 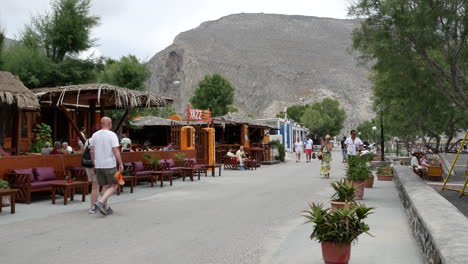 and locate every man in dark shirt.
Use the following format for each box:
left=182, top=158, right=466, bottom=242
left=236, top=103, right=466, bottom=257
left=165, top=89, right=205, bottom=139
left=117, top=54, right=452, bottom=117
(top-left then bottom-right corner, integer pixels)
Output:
left=340, top=137, right=347, bottom=162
